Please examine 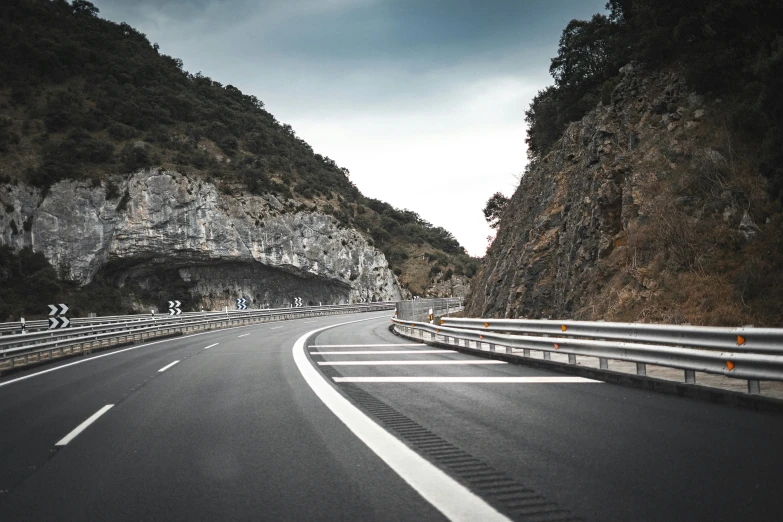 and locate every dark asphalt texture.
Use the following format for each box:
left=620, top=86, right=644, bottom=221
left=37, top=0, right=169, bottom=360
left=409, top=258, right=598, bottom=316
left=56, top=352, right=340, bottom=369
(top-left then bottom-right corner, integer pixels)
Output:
left=1, top=312, right=782, bottom=521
